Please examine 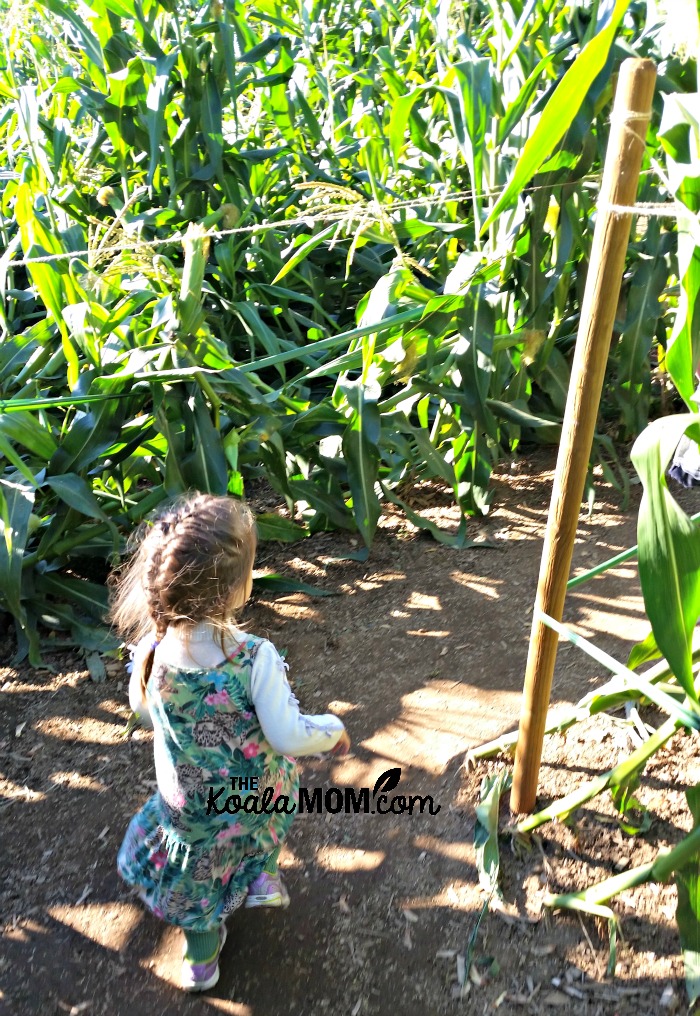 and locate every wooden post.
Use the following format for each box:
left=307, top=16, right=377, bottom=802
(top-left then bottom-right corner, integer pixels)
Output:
left=510, top=58, right=657, bottom=815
